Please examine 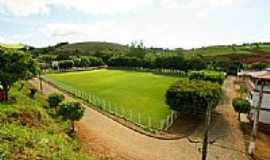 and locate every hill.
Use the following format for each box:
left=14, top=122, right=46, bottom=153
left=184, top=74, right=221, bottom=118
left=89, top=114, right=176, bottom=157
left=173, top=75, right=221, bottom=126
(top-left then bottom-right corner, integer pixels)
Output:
left=183, top=43, right=270, bottom=64
left=0, top=43, right=25, bottom=49
left=0, top=82, right=94, bottom=160
left=57, top=41, right=129, bottom=54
